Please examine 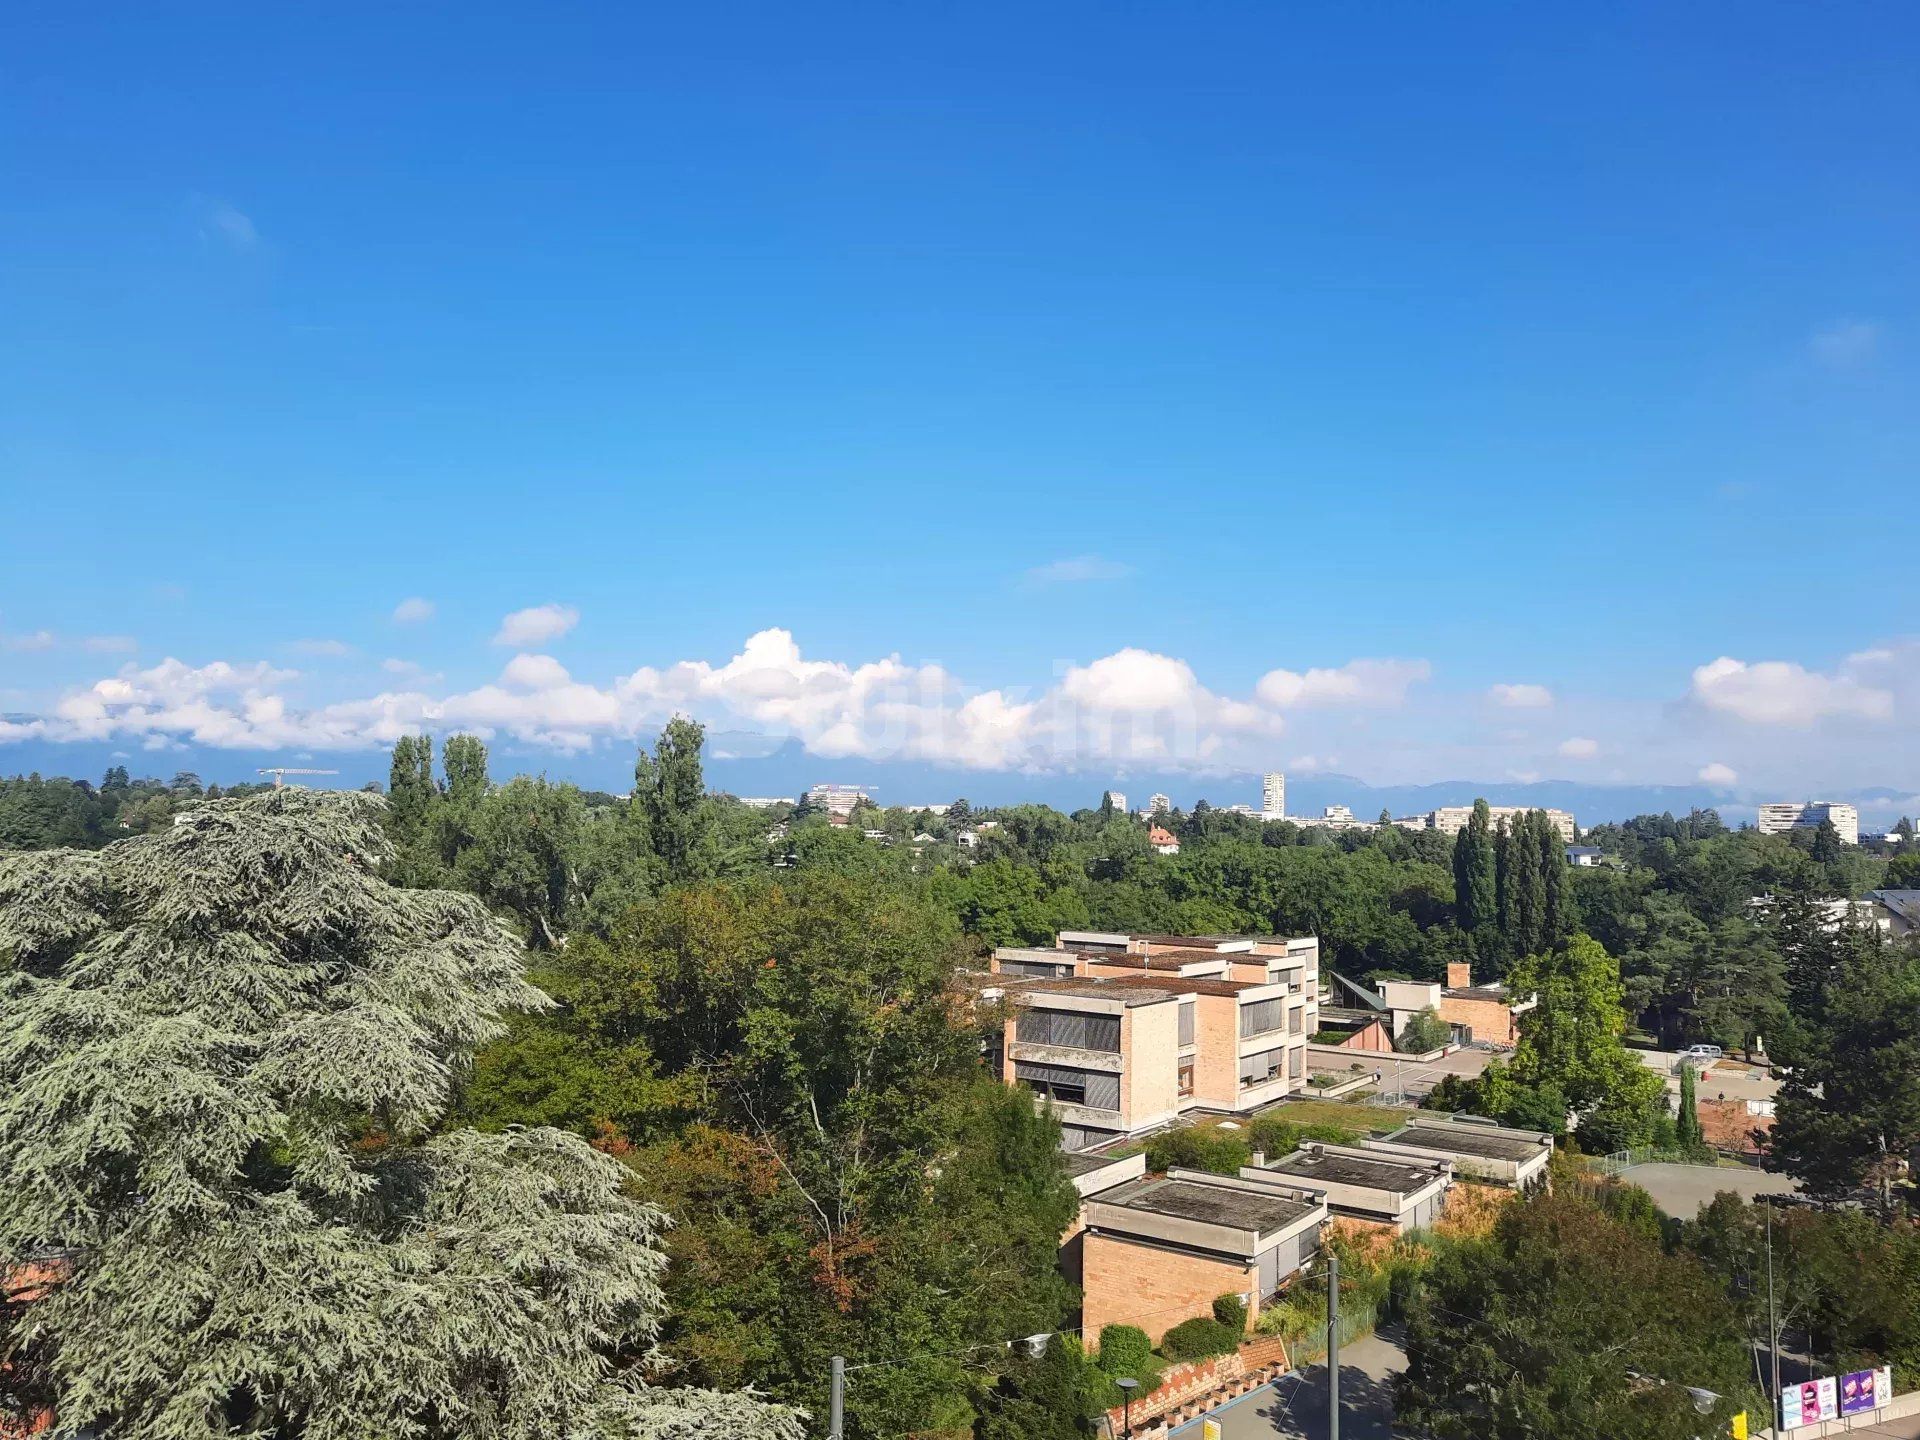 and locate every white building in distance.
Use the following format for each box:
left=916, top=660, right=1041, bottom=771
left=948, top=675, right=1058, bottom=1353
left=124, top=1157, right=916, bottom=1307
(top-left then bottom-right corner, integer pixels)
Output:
left=1757, top=801, right=1859, bottom=846
left=1395, top=805, right=1577, bottom=843
left=1262, top=772, right=1287, bottom=820
left=1106, top=790, right=1128, bottom=814
left=1145, top=793, right=1172, bottom=816
left=807, top=782, right=871, bottom=816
